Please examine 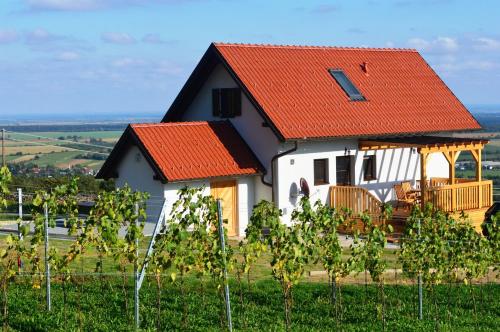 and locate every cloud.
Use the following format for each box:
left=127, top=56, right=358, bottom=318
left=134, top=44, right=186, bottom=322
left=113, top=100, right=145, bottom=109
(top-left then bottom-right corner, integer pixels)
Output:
left=55, top=51, right=80, bottom=61
left=111, top=57, right=144, bottom=67
left=0, top=29, right=19, bottom=44
left=311, top=4, right=341, bottom=14
left=142, top=33, right=175, bottom=45
left=24, top=0, right=196, bottom=12
left=26, top=0, right=102, bottom=11
left=346, top=27, right=365, bottom=34
left=473, top=37, right=500, bottom=51
left=101, top=32, right=136, bottom=45
left=407, top=36, right=458, bottom=53
left=25, top=28, right=61, bottom=44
